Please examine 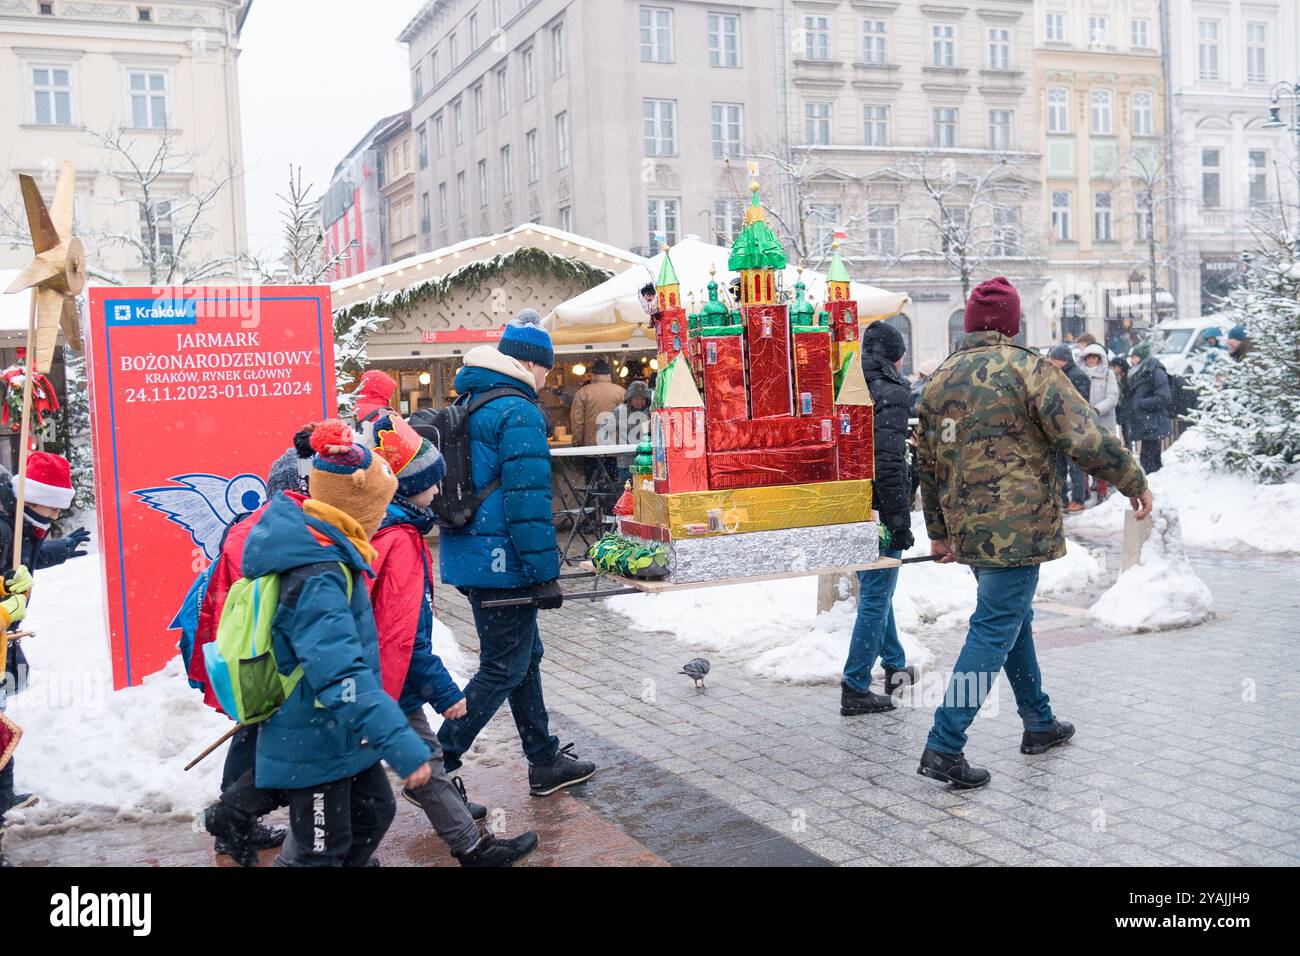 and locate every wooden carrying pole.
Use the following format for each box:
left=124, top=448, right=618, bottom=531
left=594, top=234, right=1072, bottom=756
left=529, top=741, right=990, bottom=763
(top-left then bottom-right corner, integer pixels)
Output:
left=11, top=289, right=40, bottom=570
